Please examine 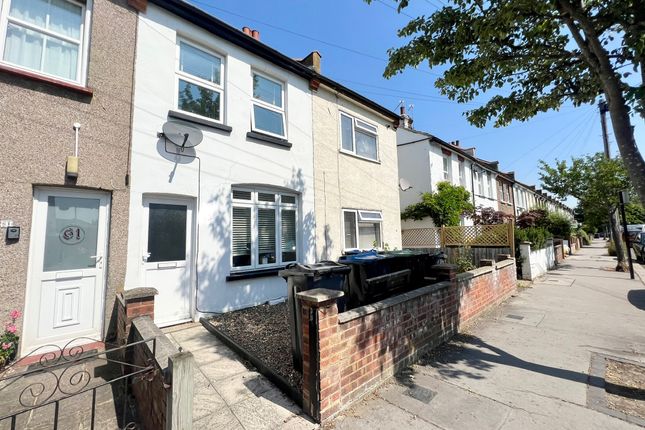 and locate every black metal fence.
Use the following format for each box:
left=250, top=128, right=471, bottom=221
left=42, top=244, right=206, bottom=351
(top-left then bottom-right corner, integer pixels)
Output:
left=0, top=337, right=159, bottom=430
